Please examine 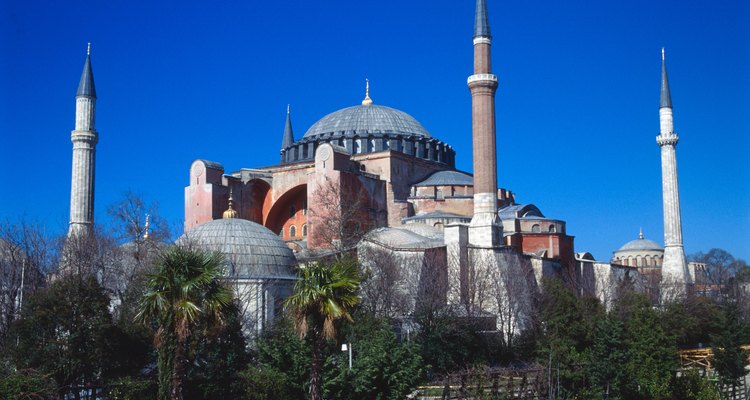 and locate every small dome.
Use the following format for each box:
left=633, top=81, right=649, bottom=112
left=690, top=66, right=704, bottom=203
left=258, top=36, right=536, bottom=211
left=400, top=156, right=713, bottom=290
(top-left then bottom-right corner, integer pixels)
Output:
left=414, top=170, right=473, bottom=187
left=181, top=219, right=296, bottom=280
left=303, top=104, right=431, bottom=139
left=617, top=238, right=664, bottom=252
